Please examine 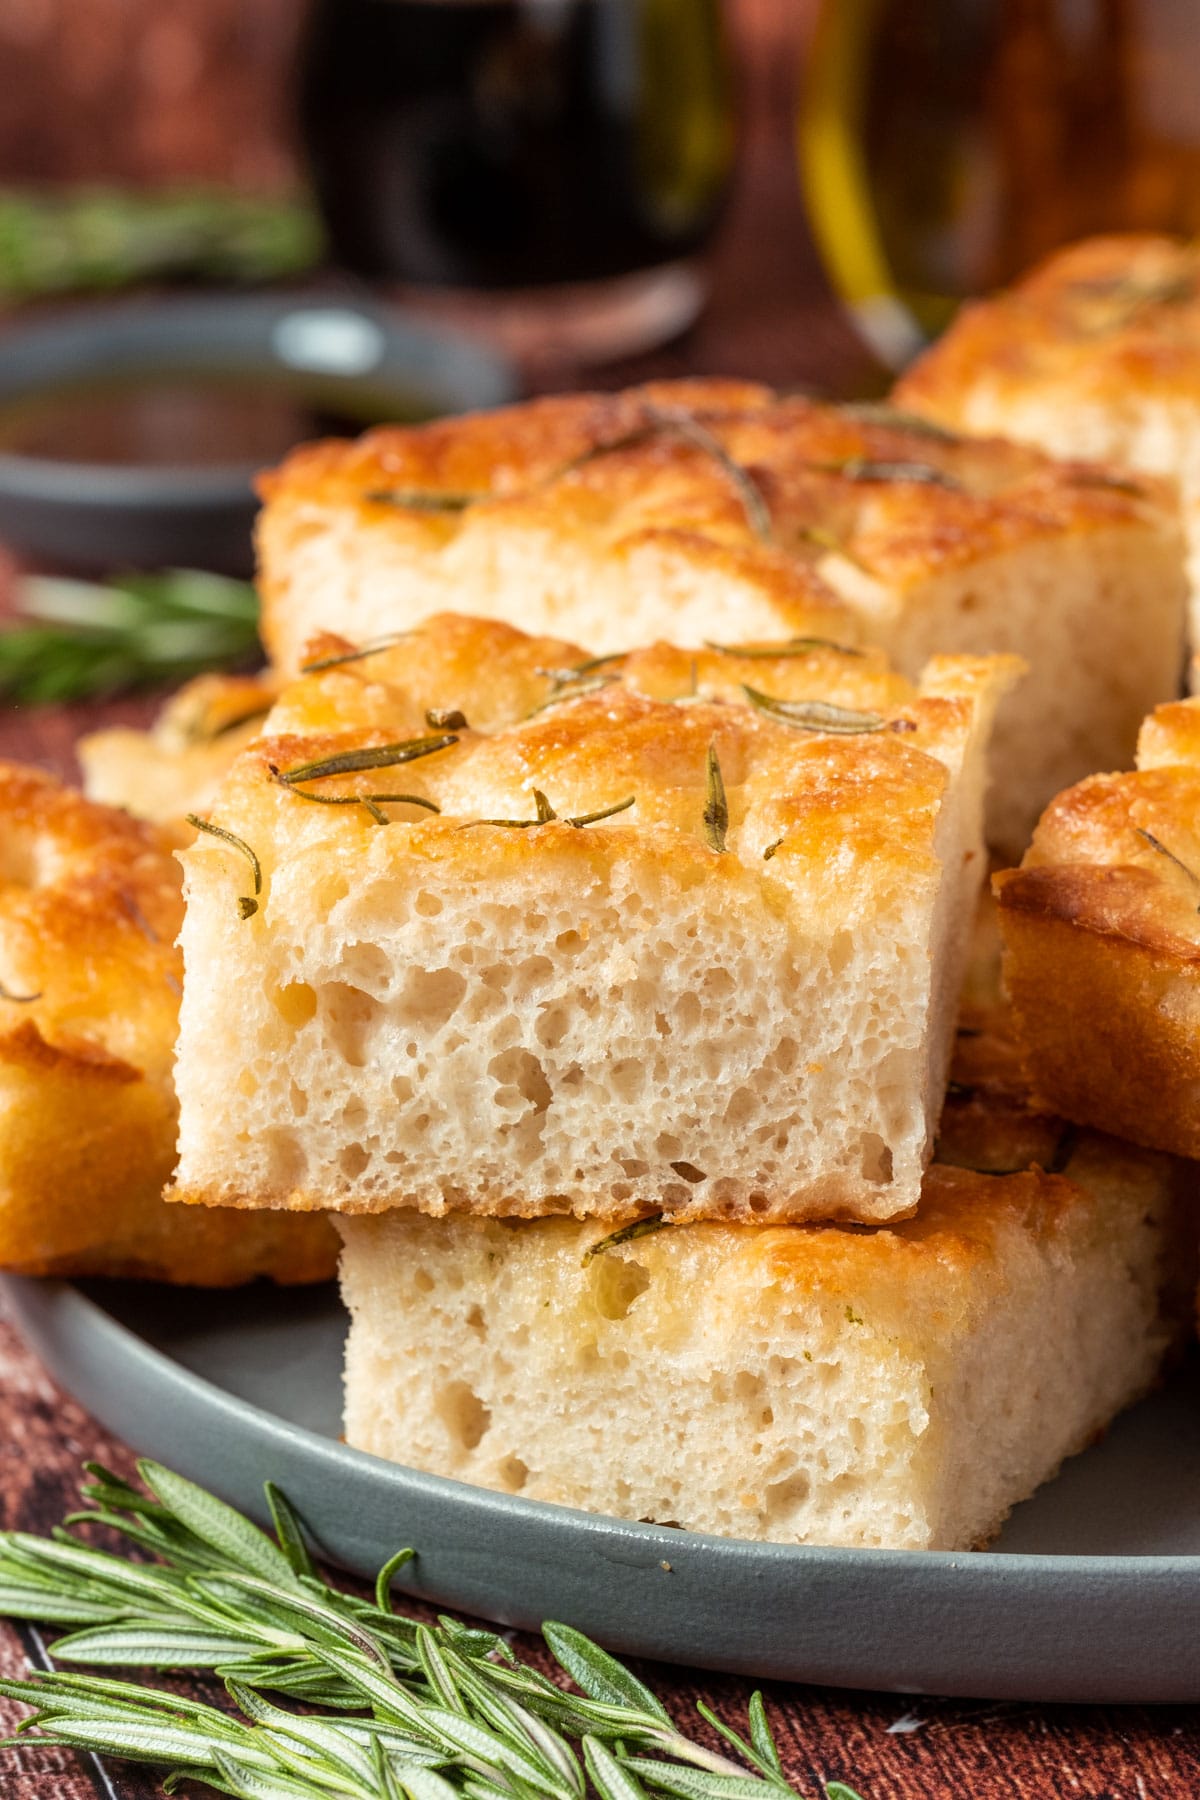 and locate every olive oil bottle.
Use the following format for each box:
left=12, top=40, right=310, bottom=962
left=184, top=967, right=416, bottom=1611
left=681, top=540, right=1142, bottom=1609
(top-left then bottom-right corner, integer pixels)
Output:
left=799, top=0, right=1200, bottom=367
